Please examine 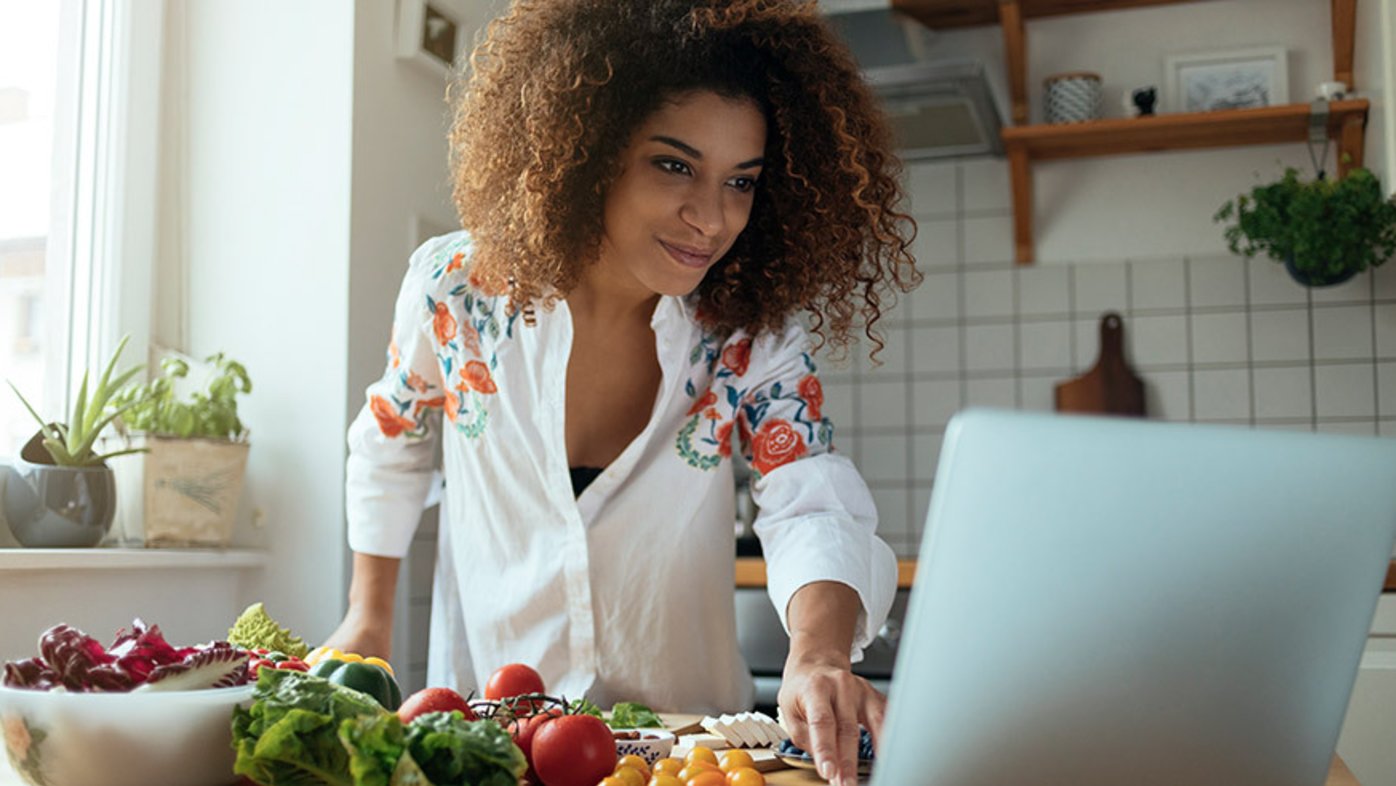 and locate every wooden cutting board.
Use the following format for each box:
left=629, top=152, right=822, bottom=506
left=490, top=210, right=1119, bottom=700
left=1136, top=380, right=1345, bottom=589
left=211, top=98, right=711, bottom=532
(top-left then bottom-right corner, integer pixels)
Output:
left=1054, top=312, right=1146, bottom=417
